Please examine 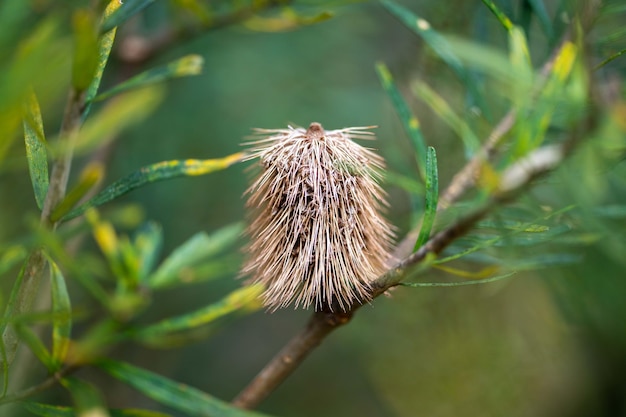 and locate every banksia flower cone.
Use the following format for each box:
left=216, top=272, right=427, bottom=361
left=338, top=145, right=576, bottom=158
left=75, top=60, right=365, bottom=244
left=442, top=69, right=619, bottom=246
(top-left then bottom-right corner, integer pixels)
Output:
left=242, top=123, right=393, bottom=311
